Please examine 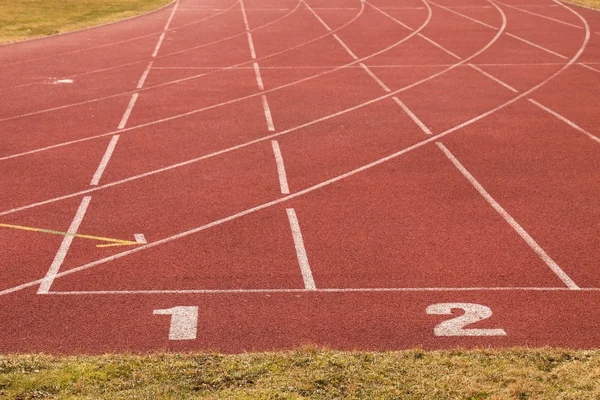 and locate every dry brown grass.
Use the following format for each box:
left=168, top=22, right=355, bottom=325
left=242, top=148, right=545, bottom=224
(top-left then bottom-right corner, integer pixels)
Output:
left=1, top=348, right=600, bottom=399
left=564, top=0, right=600, bottom=9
